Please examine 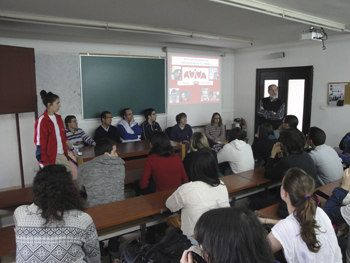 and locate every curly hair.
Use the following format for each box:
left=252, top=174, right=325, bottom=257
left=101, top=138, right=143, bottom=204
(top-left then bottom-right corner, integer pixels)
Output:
left=33, top=164, right=84, bottom=225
